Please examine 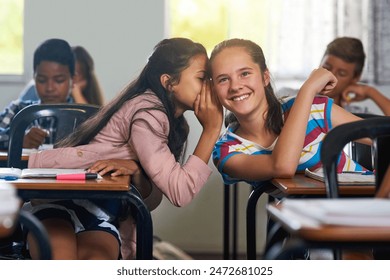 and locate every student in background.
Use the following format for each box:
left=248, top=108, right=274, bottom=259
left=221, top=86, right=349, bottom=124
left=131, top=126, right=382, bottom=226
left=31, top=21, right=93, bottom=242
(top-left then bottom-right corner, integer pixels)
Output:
left=19, top=45, right=104, bottom=106
left=0, top=38, right=75, bottom=149
left=25, top=38, right=223, bottom=259
left=320, top=37, right=390, bottom=115
left=278, top=37, right=390, bottom=116
left=340, top=83, right=390, bottom=116
left=69, top=46, right=104, bottom=106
